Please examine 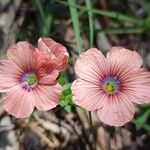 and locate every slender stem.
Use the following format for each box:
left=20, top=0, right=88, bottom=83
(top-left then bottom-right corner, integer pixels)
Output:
left=89, top=111, right=93, bottom=128
left=89, top=111, right=95, bottom=150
